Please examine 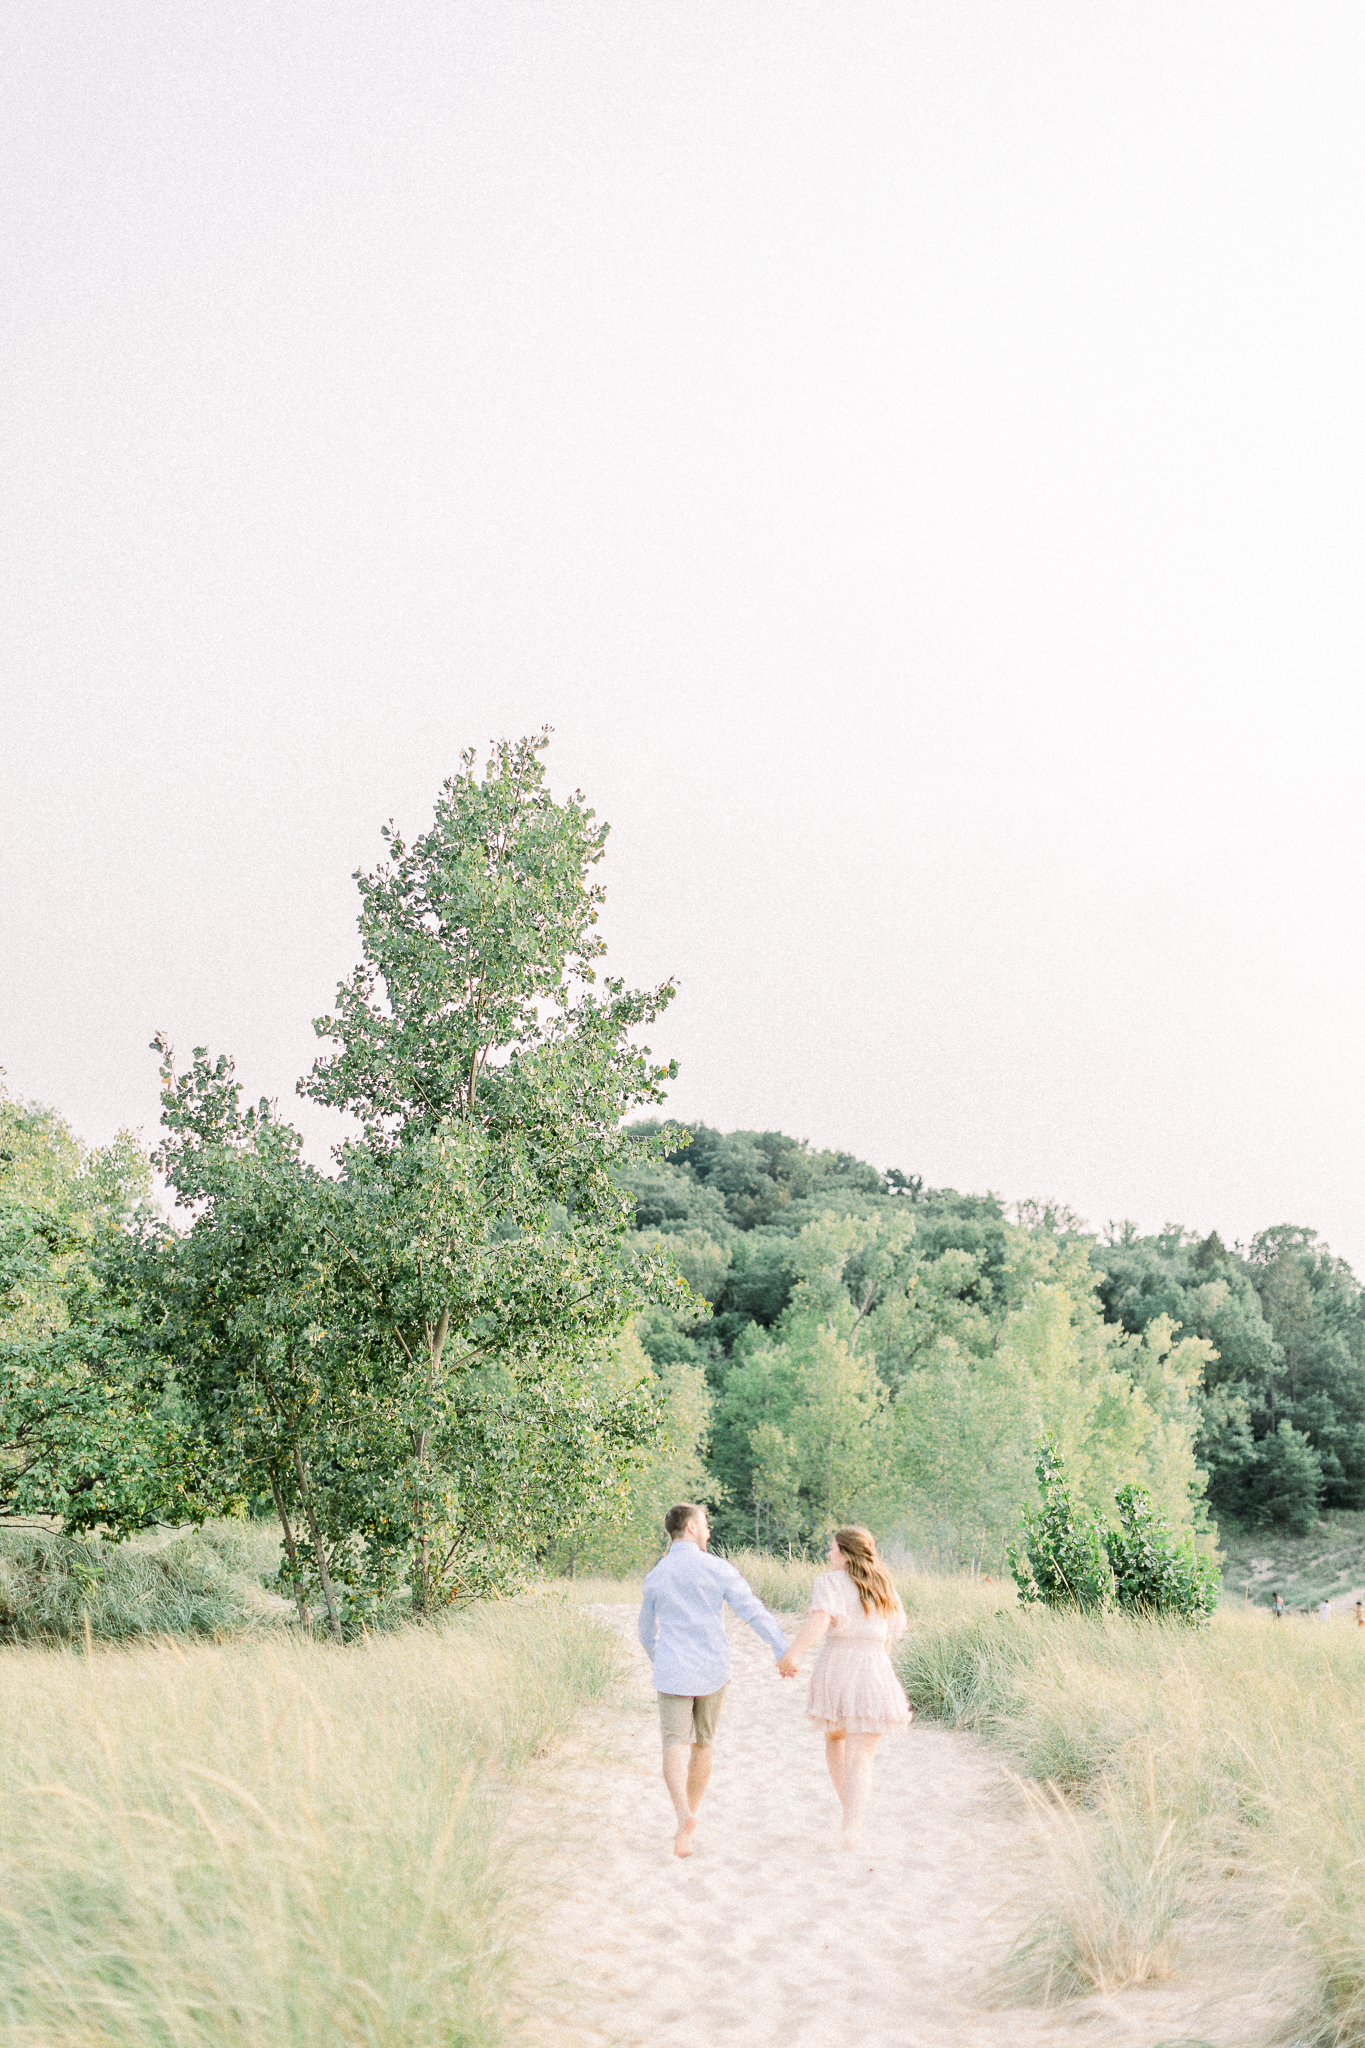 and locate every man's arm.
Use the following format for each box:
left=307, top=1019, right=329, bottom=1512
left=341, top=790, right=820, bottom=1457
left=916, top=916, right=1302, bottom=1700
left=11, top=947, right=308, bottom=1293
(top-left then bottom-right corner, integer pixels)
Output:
left=637, top=1583, right=659, bottom=1659
left=720, top=1563, right=789, bottom=1660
